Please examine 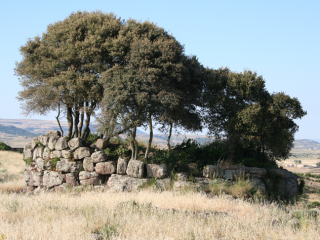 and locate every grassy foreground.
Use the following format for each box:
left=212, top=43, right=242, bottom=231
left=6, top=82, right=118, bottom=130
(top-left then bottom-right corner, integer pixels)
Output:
left=0, top=151, right=320, bottom=239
